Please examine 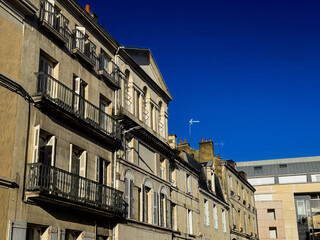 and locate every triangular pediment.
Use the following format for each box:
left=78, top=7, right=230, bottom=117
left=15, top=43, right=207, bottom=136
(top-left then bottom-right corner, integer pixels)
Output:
left=124, top=47, right=172, bottom=100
